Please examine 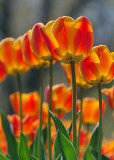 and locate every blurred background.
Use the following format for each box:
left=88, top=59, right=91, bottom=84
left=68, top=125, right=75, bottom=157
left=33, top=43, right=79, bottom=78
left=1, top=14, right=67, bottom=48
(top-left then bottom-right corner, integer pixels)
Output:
left=0, top=0, right=114, bottom=138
